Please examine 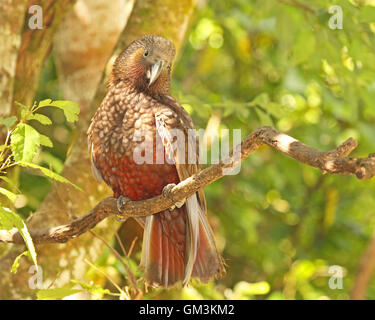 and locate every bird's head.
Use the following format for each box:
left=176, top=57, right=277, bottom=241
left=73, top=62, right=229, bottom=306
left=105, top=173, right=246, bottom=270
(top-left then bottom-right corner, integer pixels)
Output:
left=111, top=35, right=176, bottom=95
